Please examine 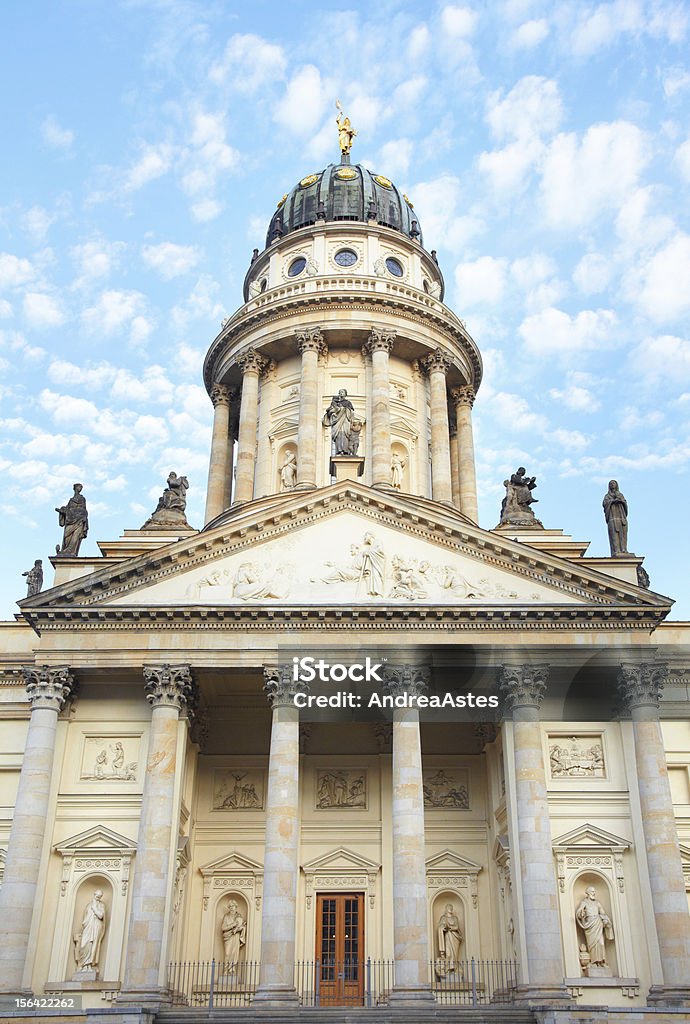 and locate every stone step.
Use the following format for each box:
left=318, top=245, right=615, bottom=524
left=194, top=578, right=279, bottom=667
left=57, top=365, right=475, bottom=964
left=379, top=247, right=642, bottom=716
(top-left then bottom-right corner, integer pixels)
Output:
left=157, top=1009, right=536, bottom=1024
